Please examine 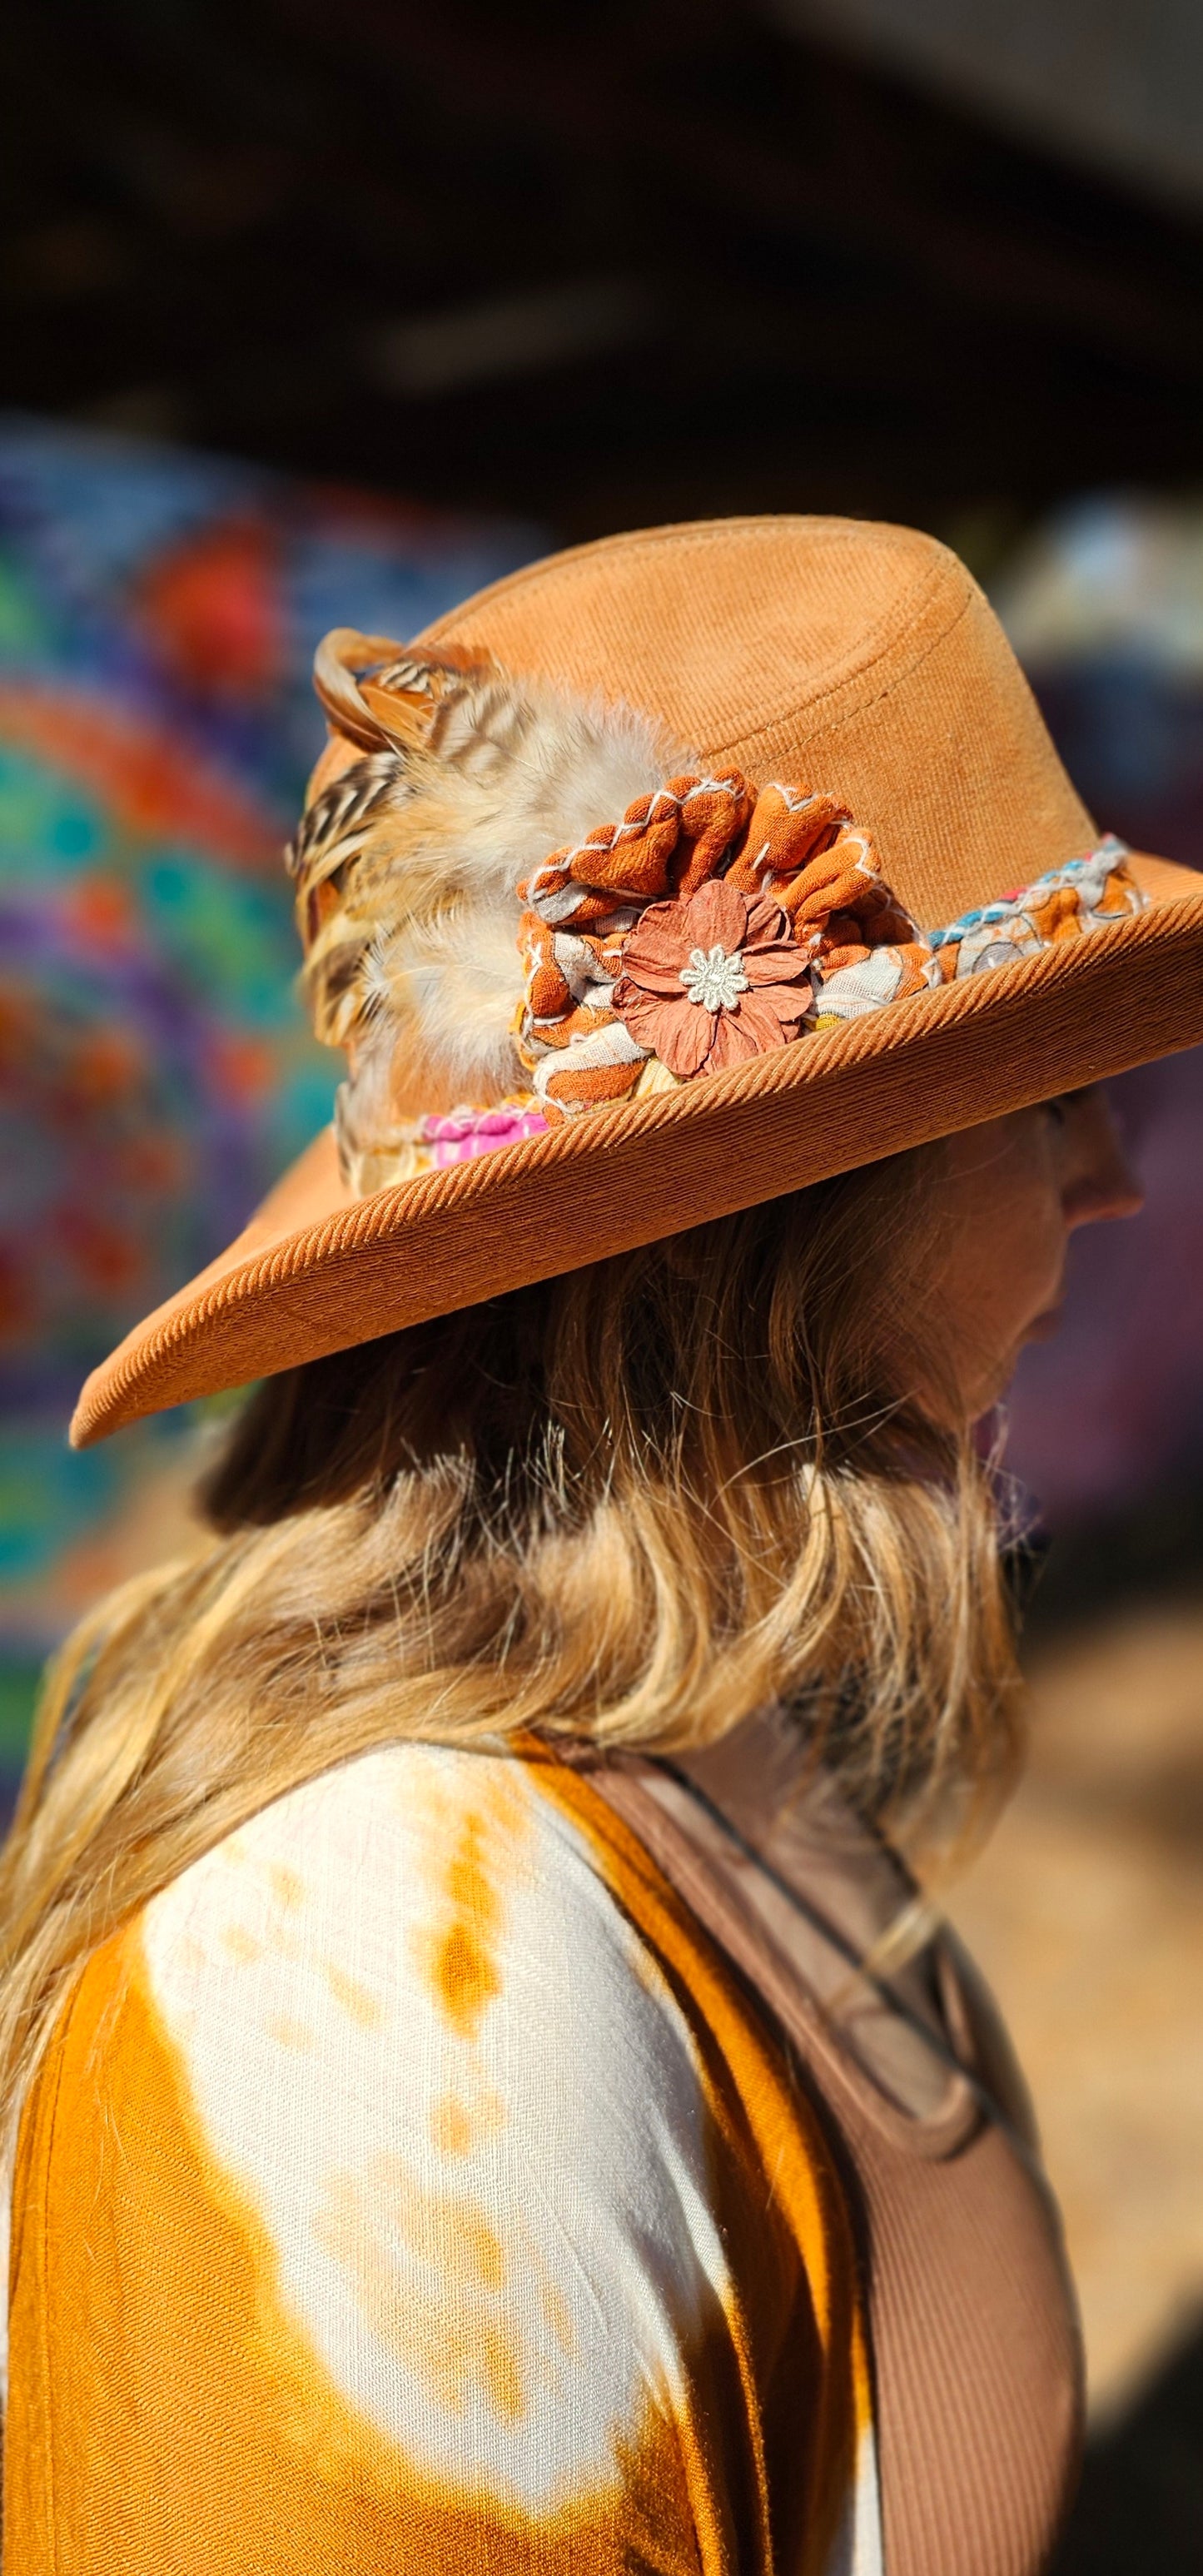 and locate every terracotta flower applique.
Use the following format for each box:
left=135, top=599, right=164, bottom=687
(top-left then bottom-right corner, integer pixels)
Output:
left=613, top=878, right=813, bottom=1077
